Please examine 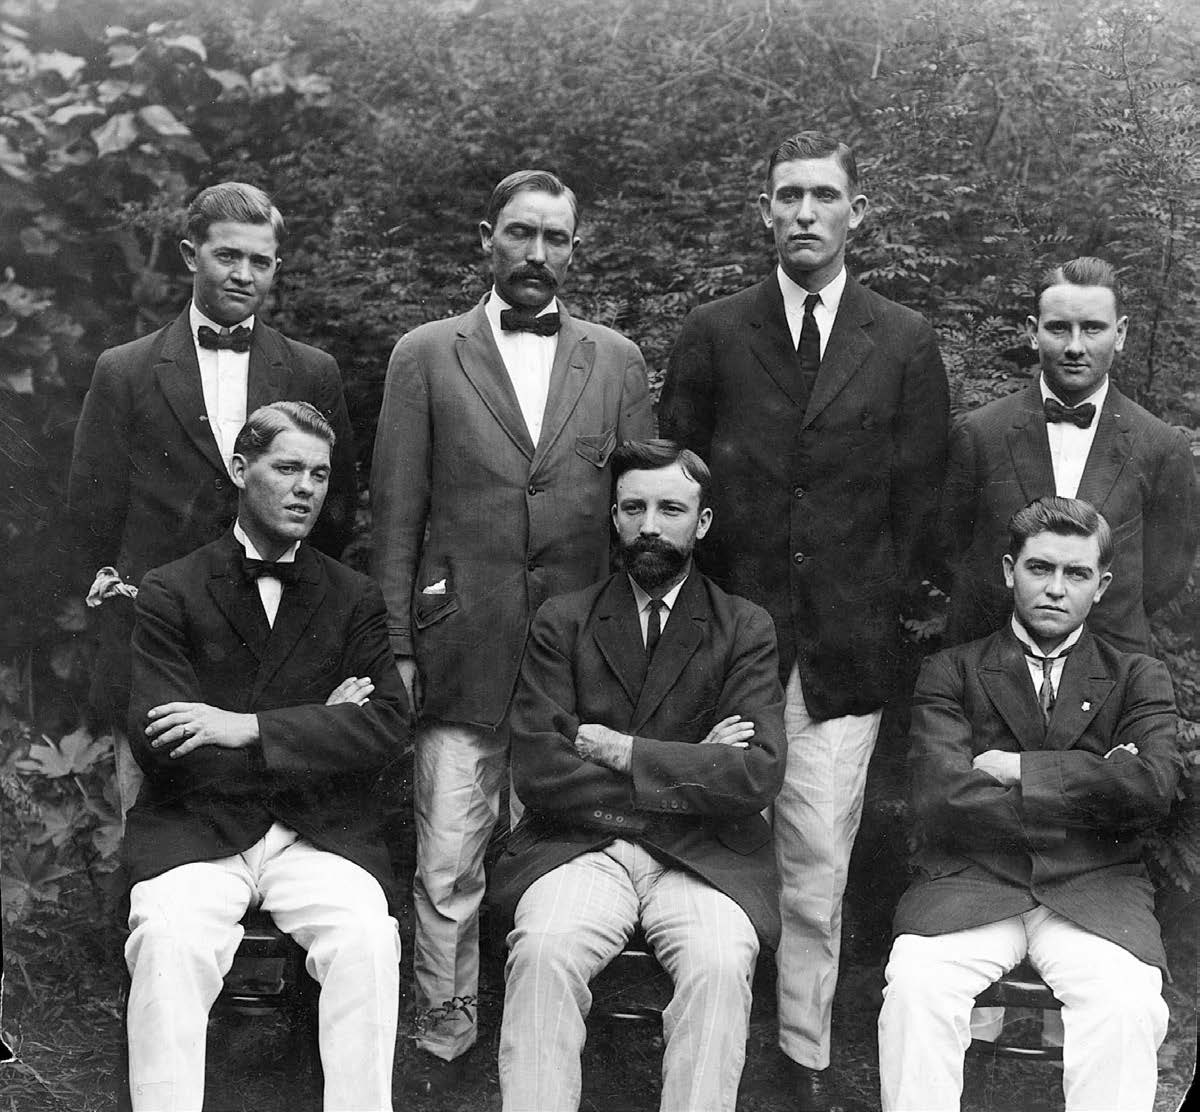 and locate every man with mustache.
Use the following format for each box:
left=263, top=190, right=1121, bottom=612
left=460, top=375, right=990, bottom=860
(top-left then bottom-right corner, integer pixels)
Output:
left=371, top=169, right=652, bottom=1092
left=491, top=439, right=786, bottom=1111
left=659, top=131, right=949, bottom=1109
